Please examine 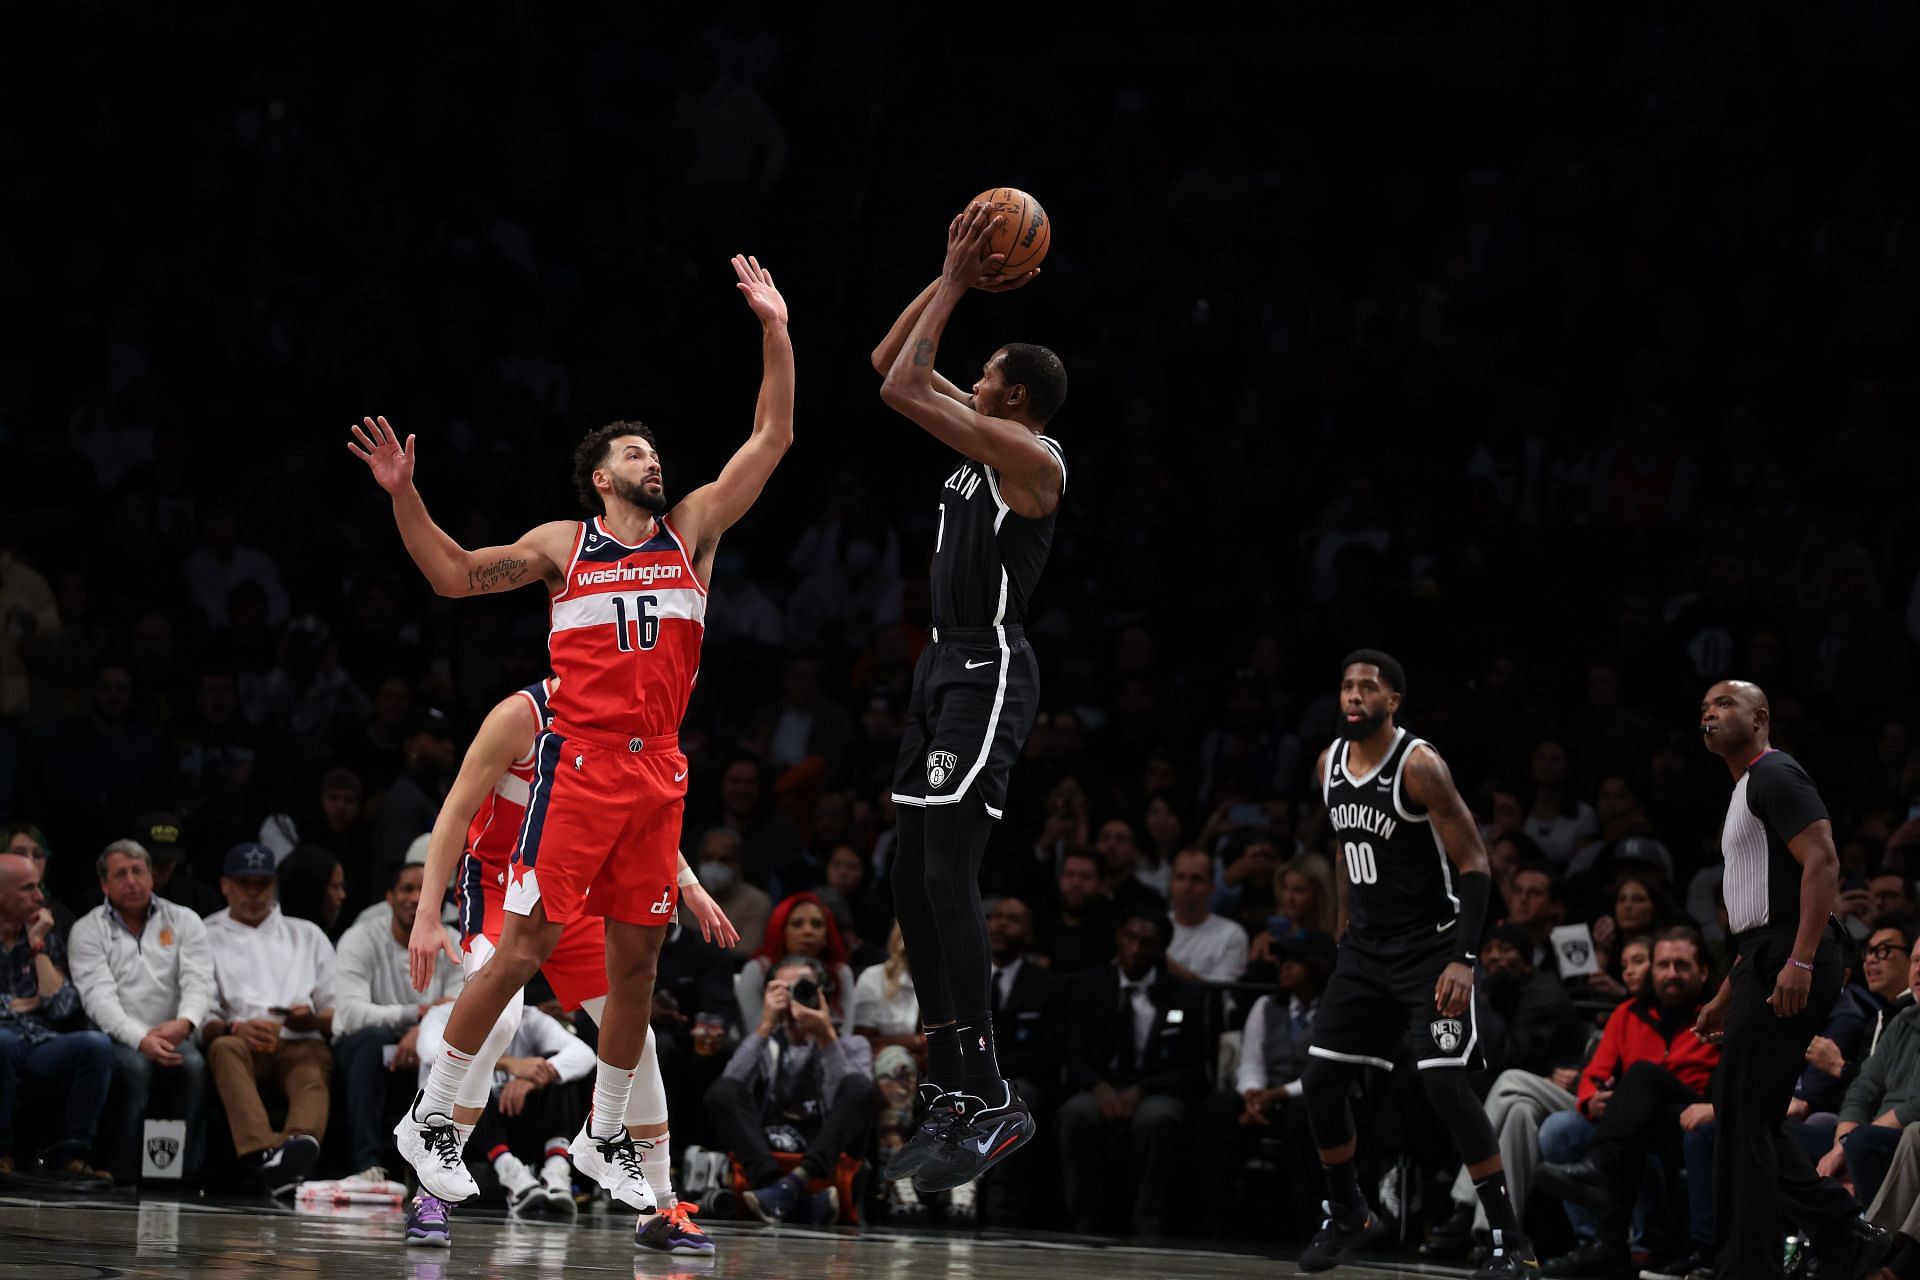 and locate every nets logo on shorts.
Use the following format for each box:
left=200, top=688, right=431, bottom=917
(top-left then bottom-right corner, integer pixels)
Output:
left=1430, top=1018, right=1464, bottom=1053
left=927, top=750, right=959, bottom=789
